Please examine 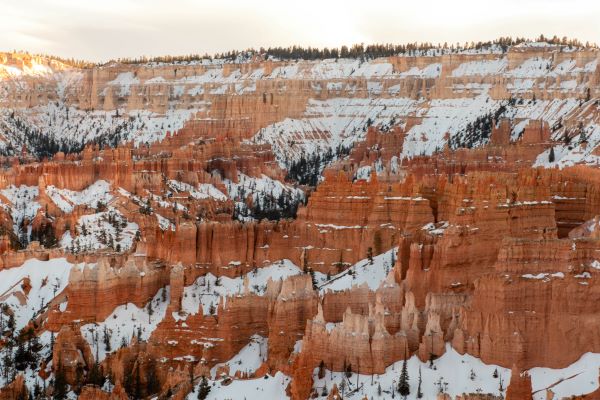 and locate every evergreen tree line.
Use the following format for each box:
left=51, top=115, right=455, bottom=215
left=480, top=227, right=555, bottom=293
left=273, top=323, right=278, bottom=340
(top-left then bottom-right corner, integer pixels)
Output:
left=29, top=222, right=58, bottom=249
left=231, top=184, right=306, bottom=222
left=449, top=102, right=510, bottom=150
left=16, top=35, right=597, bottom=69
left=0, top=305, right=49, bottom=398
left=286, top=143, right=353, bottom=186
left=249, top=192, right=303, bottom=221
left=107, top=35, right=597, bottom=65
left=1, top=112, right=129, bottom=159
